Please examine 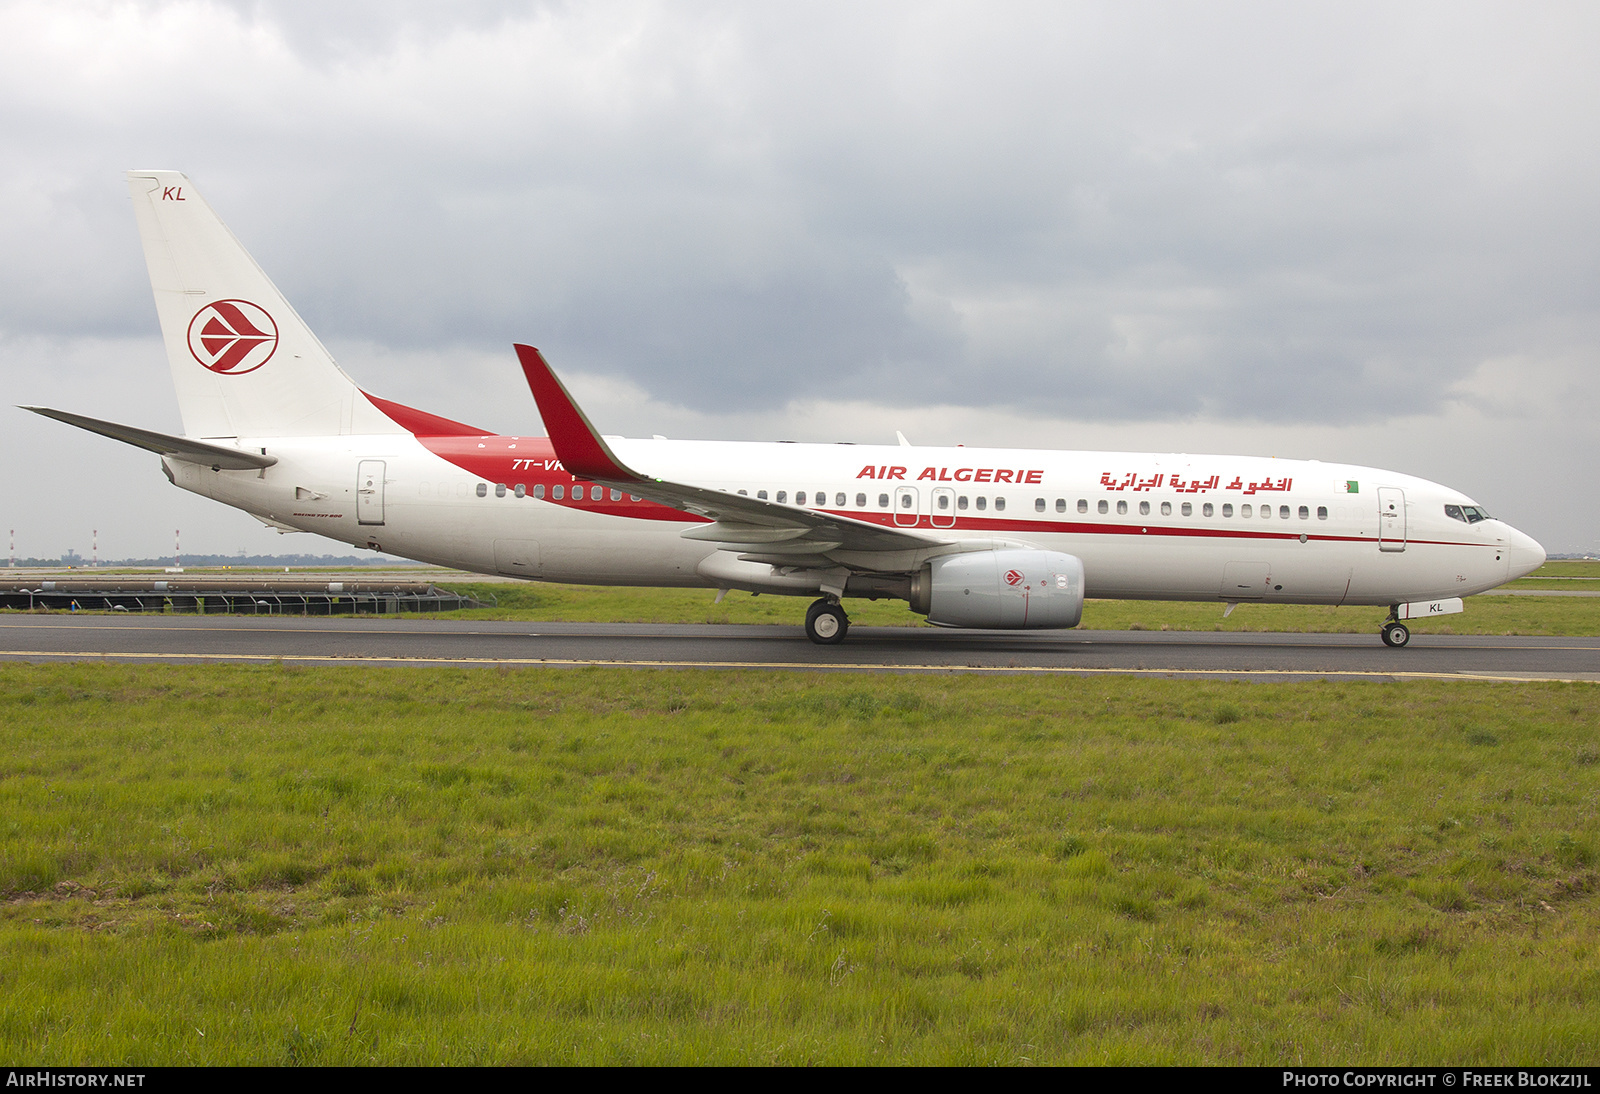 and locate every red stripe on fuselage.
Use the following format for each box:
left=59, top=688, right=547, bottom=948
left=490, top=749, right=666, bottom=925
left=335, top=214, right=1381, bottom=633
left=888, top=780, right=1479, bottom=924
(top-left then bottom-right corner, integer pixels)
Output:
left=364, top=392, right=490, bottom=437
left=412, top=434, right=702, bottom=523
left=402, top=432, right=1483, bottom=547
